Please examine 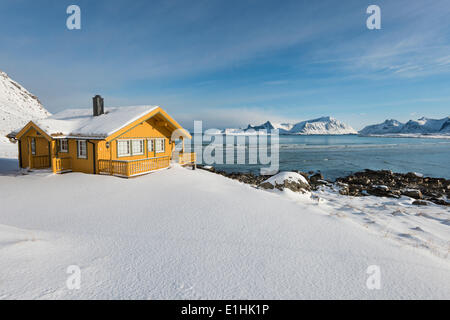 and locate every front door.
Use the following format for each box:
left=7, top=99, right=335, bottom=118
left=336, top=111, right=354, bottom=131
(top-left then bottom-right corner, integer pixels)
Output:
left=28, top=137, right=50, bottom=169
